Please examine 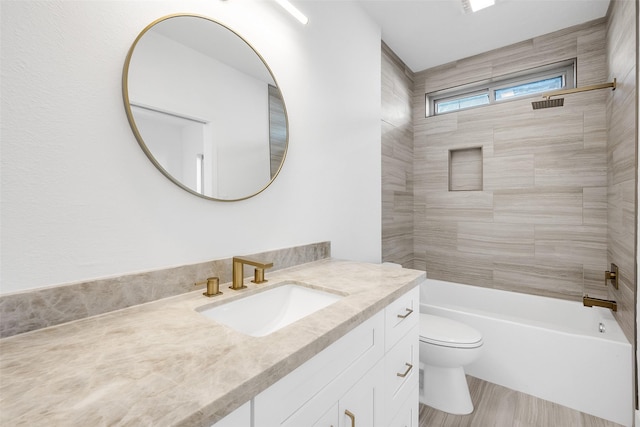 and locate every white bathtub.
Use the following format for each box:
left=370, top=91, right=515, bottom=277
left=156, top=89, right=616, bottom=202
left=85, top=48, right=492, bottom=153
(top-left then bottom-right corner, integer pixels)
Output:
left=420, top=279, right=633, bottom=427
